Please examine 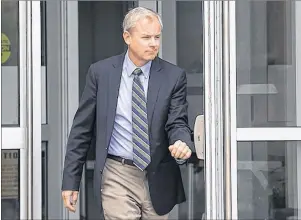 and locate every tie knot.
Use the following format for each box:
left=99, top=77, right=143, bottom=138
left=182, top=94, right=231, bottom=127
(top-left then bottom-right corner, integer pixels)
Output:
left=133, top=68, right=143, bottom=76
